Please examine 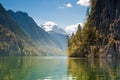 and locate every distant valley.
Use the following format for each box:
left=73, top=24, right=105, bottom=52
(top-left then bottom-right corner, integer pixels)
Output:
left=0, top=4, right=67, bottom=56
